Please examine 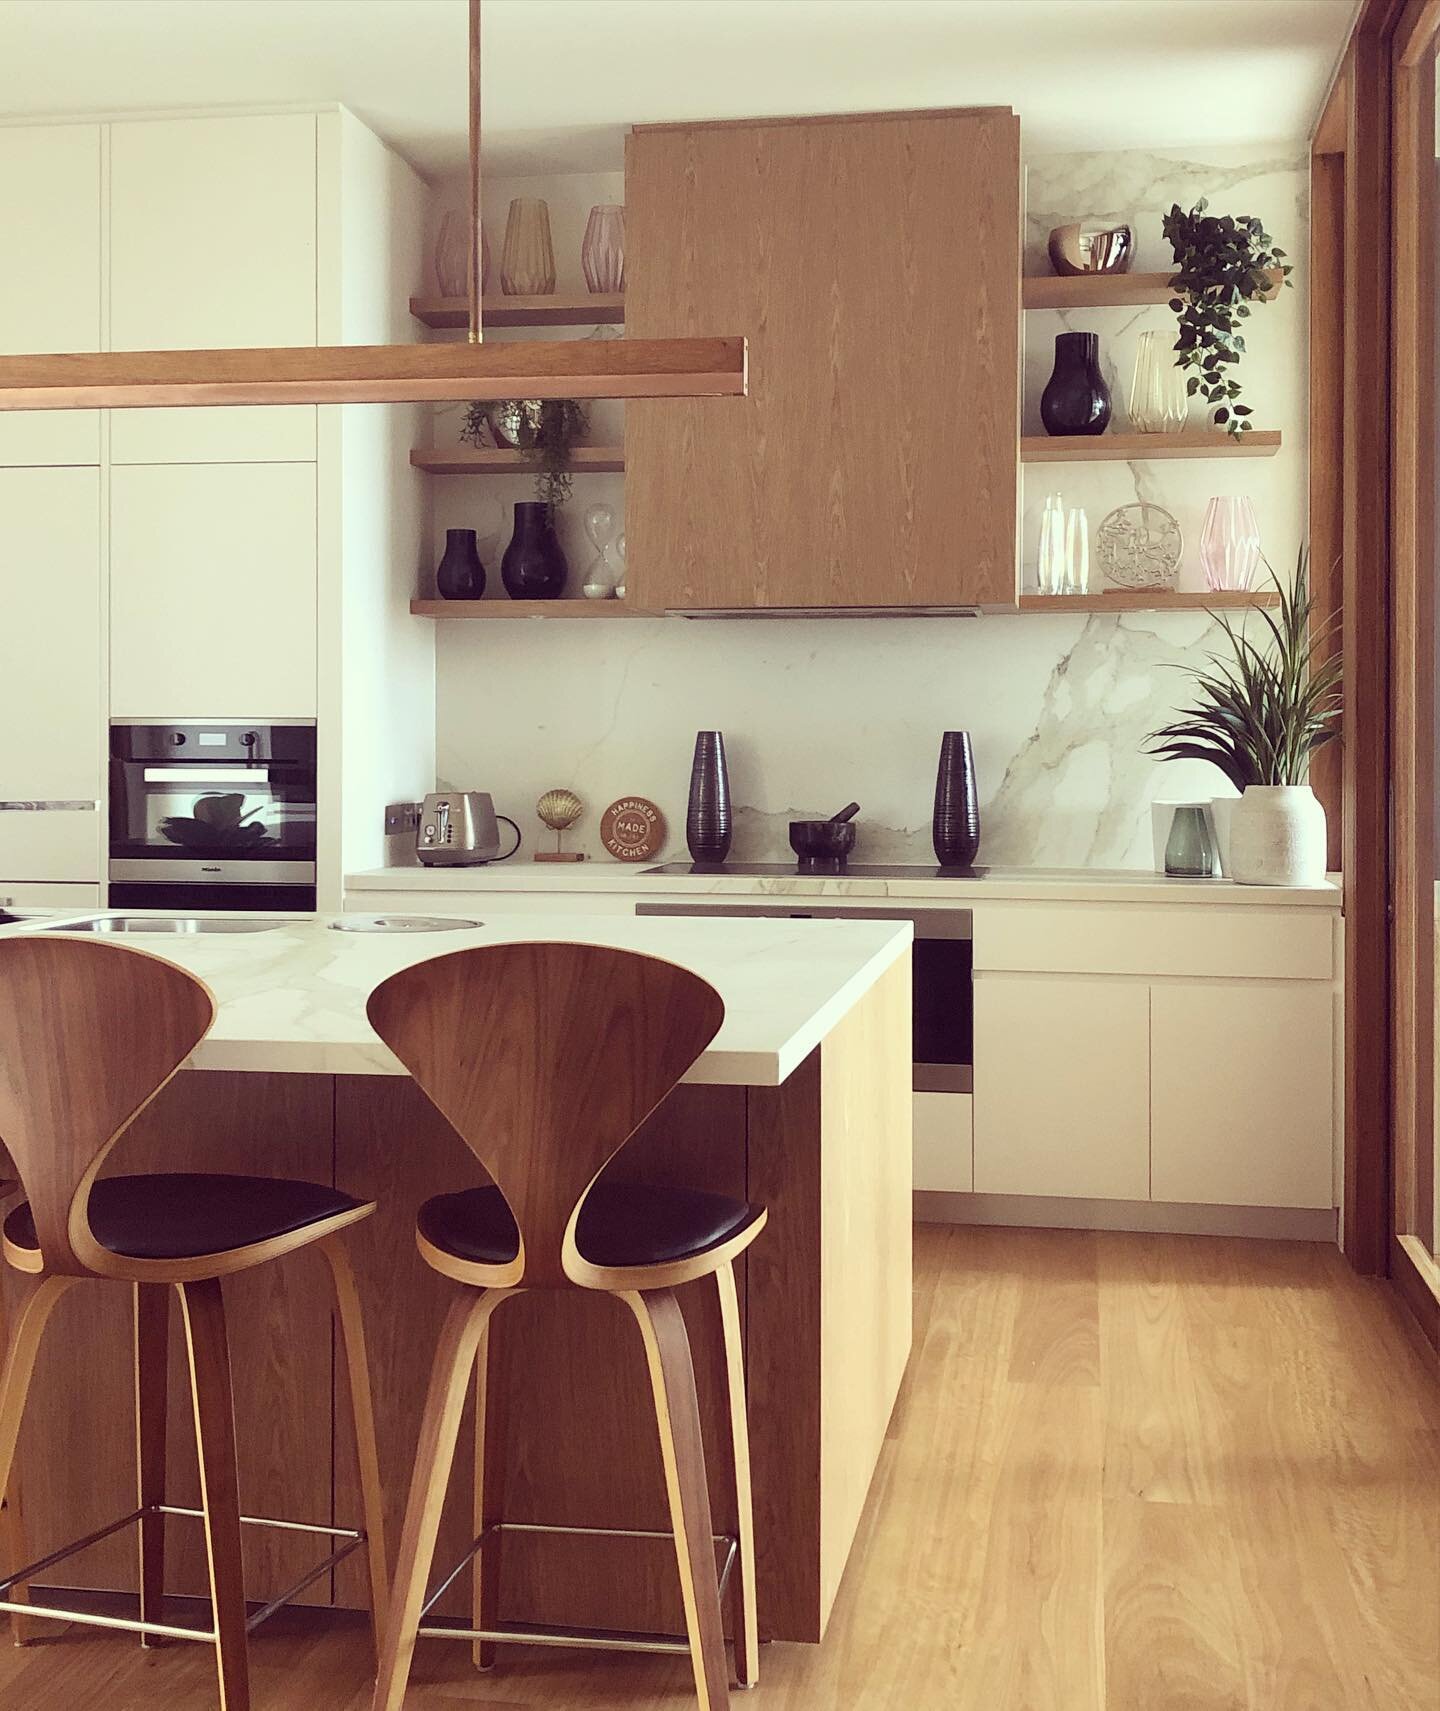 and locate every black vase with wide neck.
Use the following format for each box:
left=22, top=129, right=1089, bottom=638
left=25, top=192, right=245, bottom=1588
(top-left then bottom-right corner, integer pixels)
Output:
left=501, top=502, right=568, bottom=600
left=435, top=528, right=486, bottom=600
left=1040, top=331, right=1112, bottom=437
